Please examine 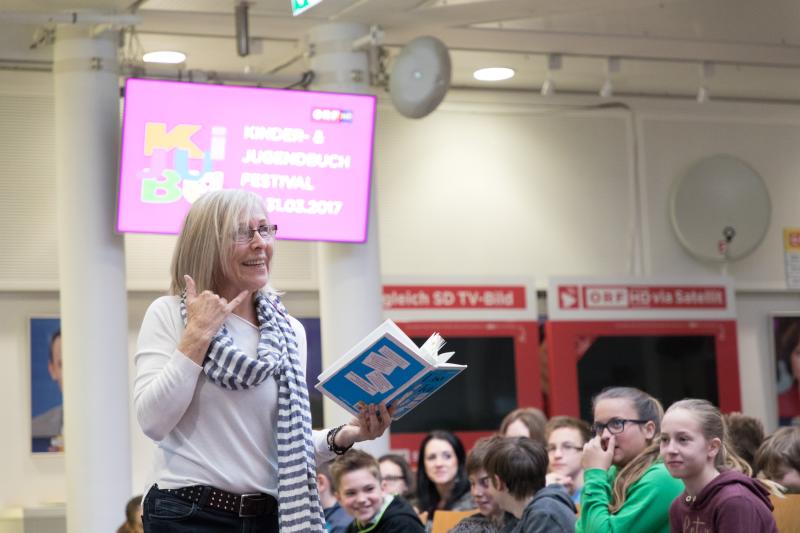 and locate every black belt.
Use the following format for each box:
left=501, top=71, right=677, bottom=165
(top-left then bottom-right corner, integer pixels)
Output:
left=159, top=484, right=277, bottom=518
